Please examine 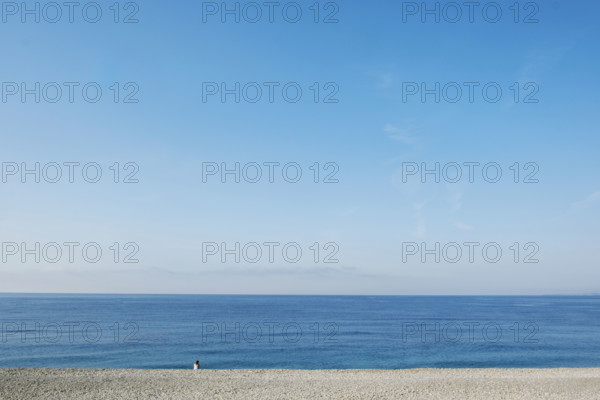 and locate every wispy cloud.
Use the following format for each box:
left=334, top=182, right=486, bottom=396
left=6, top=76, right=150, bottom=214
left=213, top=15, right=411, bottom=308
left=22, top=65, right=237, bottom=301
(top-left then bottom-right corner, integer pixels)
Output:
left=447, top=186, right=475, bottom=230
left=196, top=265, right=358, bottom=277
left=447, top=192, right=463, bottom=213
left=369, top=71, right=395, bottom=89
left=339, top=206, right=360, bottom=217
left=569, top=191, right=600, bottom=214
left=518, top=45, right=571, bottom=82
left=454, top=222, right=474, bottom=231
left=384, top=123, right=415, bottom=144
